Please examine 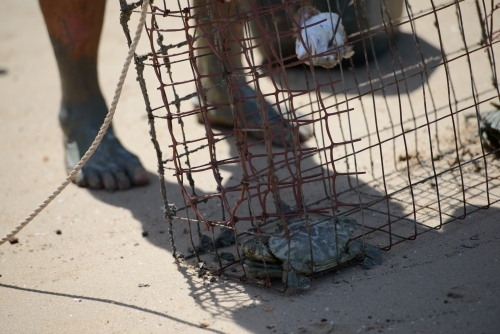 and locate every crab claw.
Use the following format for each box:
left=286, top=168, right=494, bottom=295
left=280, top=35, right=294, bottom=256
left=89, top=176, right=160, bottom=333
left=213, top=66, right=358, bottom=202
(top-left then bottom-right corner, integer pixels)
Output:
left=348, top=239, right=382, bottom=269
left=282, top=261, right=311, bottom=289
